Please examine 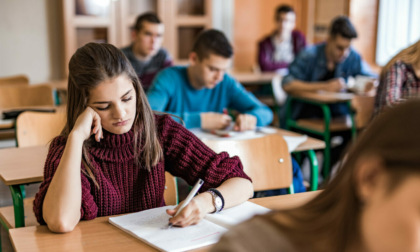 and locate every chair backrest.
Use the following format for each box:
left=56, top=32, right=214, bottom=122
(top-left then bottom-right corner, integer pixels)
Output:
left=202, top=134, right=292, bottom=191
left=16, top=111, right=66, bottom=147
left=352, top=95, right=375, bottom=129
left=0, top=84, right=54, bottom=109
left=272, top=75, right=287, bottom=106
left=0, top=74, right=29, bottom=86
left=164, top=172, right=178, bottom=205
